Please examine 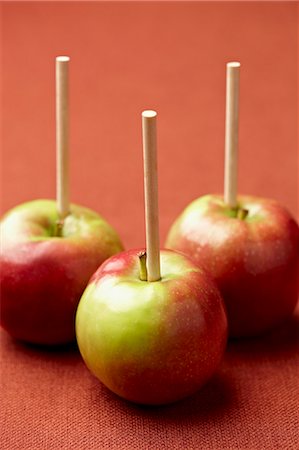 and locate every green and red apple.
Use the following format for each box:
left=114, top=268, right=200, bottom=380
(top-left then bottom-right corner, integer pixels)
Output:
left=75, top=248, right=227, bottom=405
left=0, top=199, right=124, bottom=345
left=165, top=194, right=299, bottom=337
